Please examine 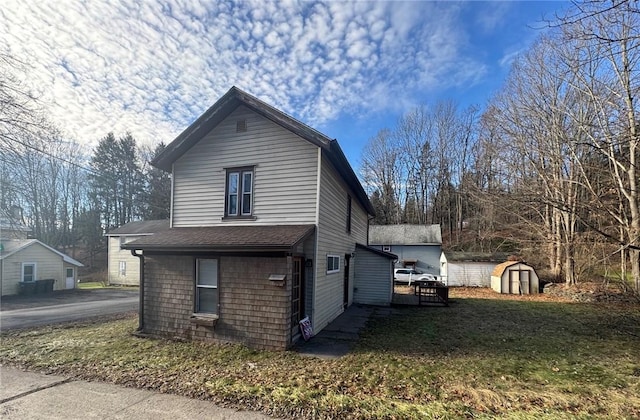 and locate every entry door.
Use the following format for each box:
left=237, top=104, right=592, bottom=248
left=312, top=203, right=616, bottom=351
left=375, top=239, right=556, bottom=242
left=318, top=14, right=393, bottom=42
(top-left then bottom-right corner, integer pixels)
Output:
left=65, top=268, right=75, bottom=289
left=343, top=254, right=351, bottom=308
left=291, top=257, right=304, bottom=337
